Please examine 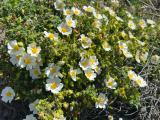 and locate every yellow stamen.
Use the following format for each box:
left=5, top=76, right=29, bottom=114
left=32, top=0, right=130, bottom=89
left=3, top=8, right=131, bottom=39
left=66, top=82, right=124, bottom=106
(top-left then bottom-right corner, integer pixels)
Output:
left=51, top=82, right=58, bottom=89
left=16, top=55, right=21, bottom=60
left=86, top=71, right=92, bottom=78
left=119, top=45, right=124, bottom=49
left=108, top=81, right=113, bottom=86
left=24, top=58, right=31, bottom=64
left=81, top=60, right=88, bottom=68
left=67, top=20, right=73, bottom=27
left=90, top=58, right=95, bottom=65
left=70, top=70, right=76, bottom=77
left=128, top=74, right=134, bottom=79
left=33, top=69, right=39, bottom=75
left=50, top=67, right=57, bottom=74
left=136, top=79, right=142, bottom=85
left=48, top=33, right=54, bottom=39
left=74, top=10, right=79, bottom=15
left=61, top=27, right=67, bottom=33
left=6, top=92, right=12, bottom=97
left=66, top=10, right=71, bottom=15
left=31, top=47, right=38, bottom=54
left=13, top=45, right=19, bottom=51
